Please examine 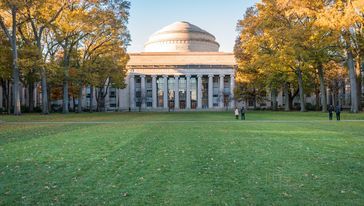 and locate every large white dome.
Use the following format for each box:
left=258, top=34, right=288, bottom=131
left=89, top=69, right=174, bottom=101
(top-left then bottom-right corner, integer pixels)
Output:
left=144, top=21, right=220, bottom=52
